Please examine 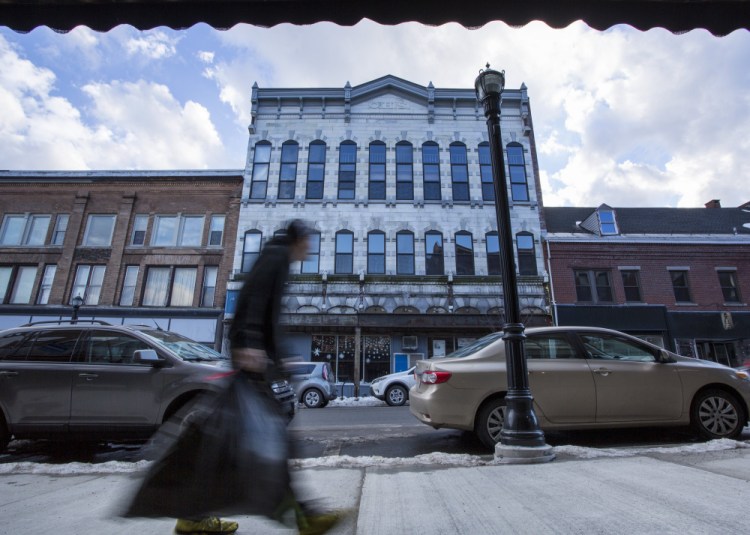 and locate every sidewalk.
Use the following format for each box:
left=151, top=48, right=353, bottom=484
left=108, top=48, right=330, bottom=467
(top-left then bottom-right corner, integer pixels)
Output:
left=1, top=446, right=749, bottom=535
